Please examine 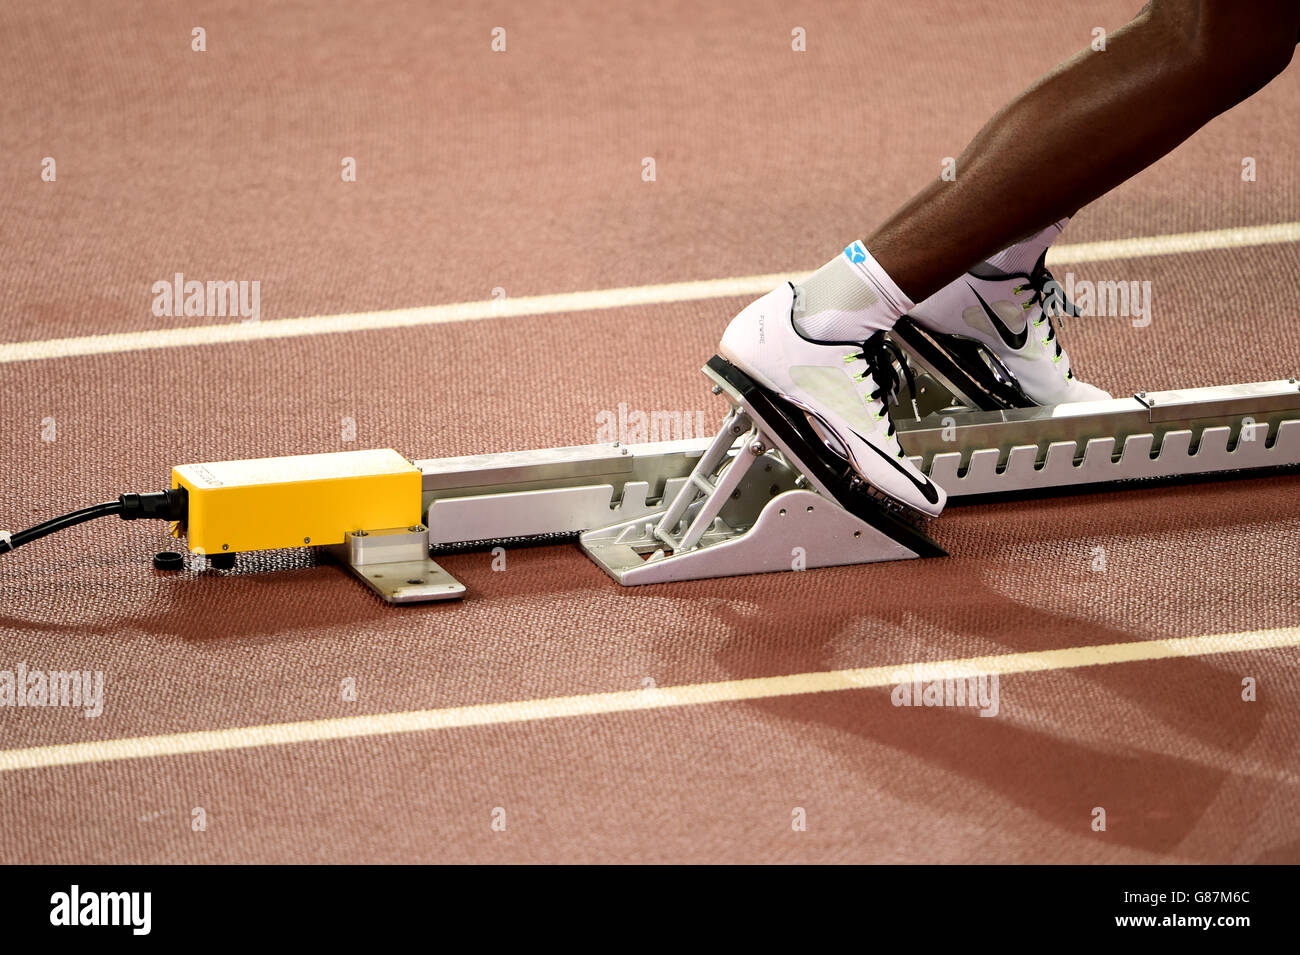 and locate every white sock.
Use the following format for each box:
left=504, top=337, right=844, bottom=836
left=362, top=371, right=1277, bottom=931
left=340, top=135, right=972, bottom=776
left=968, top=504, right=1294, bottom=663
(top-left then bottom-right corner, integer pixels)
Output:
left=986, top=217, right=1069, bottom=275
left=792, top=241, right=915, bottom=342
